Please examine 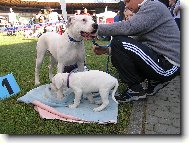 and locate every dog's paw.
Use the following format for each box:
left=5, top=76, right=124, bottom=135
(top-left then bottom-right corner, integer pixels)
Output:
left=35, top=81, right=40, bottom=86
left=93, top=107, right=102, bottom=112
left=69, top=104, right=77, bottom=109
